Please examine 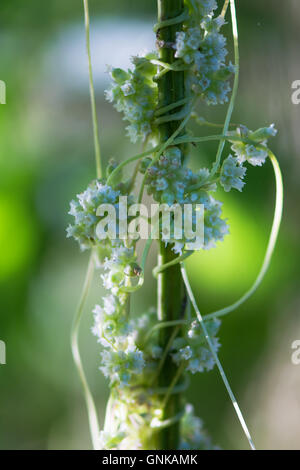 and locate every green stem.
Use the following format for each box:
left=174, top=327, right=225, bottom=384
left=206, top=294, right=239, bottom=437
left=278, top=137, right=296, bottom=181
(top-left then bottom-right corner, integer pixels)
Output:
left=161, top=362, right=186, bottom=409
left=83, top=0, right=103, bottom=178
left=70, top=3, right=104, bottom=450
left=211, top=0, right=239, bottom=176
left=70, top=252, right=100, bottom=449
left=153, top=251, right=193, bottom=278
left=221, top=0, right=230, bottom=17
left=155, top=0, right=186, bottom=450
left=205, top=150, right=283, bottom=320
left=180, top=264, right=256, bottom=450
left=151, top=324, right=181, bottom=386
